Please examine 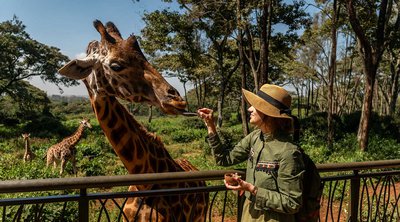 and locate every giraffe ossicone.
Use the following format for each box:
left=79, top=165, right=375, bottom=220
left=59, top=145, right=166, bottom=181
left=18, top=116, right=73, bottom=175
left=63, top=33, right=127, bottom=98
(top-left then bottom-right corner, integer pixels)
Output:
left=58, top=20, right=208, bottom=222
